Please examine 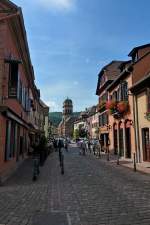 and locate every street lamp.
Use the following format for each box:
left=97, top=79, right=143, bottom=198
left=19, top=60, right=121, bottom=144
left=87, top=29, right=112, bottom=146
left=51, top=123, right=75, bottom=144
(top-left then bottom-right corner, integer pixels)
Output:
left=106, top=125, right=112, bottom=161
